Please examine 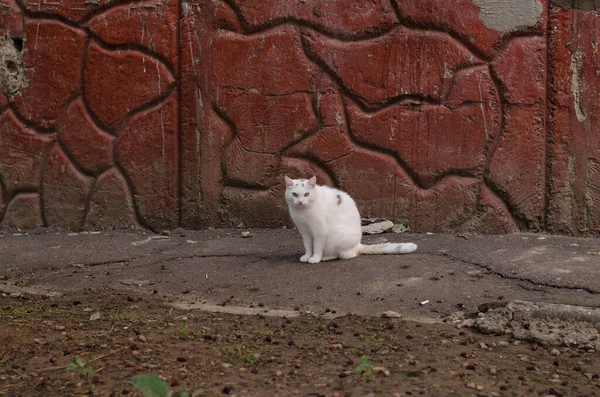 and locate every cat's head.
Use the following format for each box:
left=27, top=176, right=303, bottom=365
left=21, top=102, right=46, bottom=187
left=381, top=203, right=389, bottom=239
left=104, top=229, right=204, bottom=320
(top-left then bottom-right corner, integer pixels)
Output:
left=284, top=176, right=317, bottom=208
